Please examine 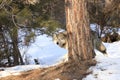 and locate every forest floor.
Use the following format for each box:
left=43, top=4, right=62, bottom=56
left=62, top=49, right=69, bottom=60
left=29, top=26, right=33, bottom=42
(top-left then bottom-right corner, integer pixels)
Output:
left=0, top=60, right=96, bottom=80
